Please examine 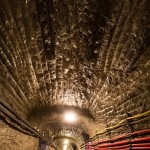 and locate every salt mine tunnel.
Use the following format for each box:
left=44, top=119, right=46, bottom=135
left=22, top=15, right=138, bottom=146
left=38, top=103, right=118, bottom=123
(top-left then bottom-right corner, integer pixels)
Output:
left=0, top=0, right=150, bottom=149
